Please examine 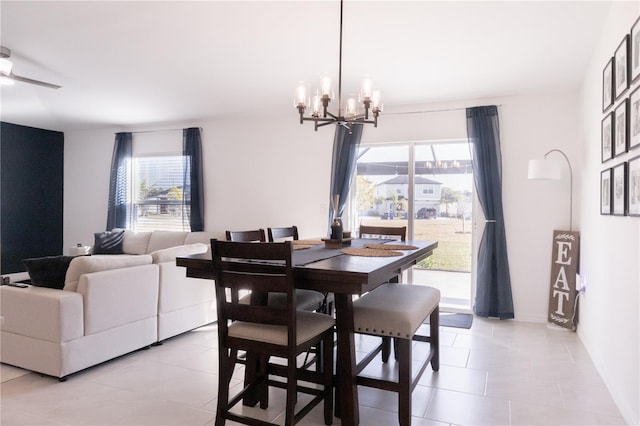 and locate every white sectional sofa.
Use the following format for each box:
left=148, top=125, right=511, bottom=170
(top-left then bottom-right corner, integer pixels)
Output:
left=0, top=230, right=218, bottom=379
